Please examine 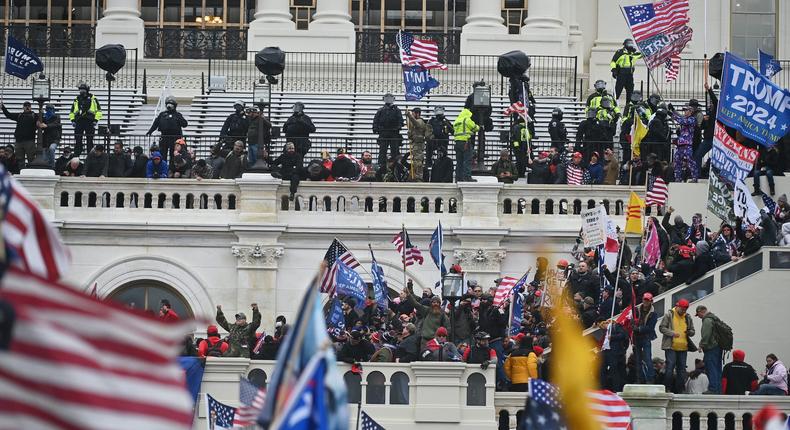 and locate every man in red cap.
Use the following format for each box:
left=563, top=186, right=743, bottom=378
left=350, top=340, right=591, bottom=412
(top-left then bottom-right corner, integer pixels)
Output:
left=633, top=292, right=658, bottom=383
left=721, top=349, right=758, bottom=395
left=658, top=298, right=695, bottom=393
left=197, top=325, right=229, bottom=358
